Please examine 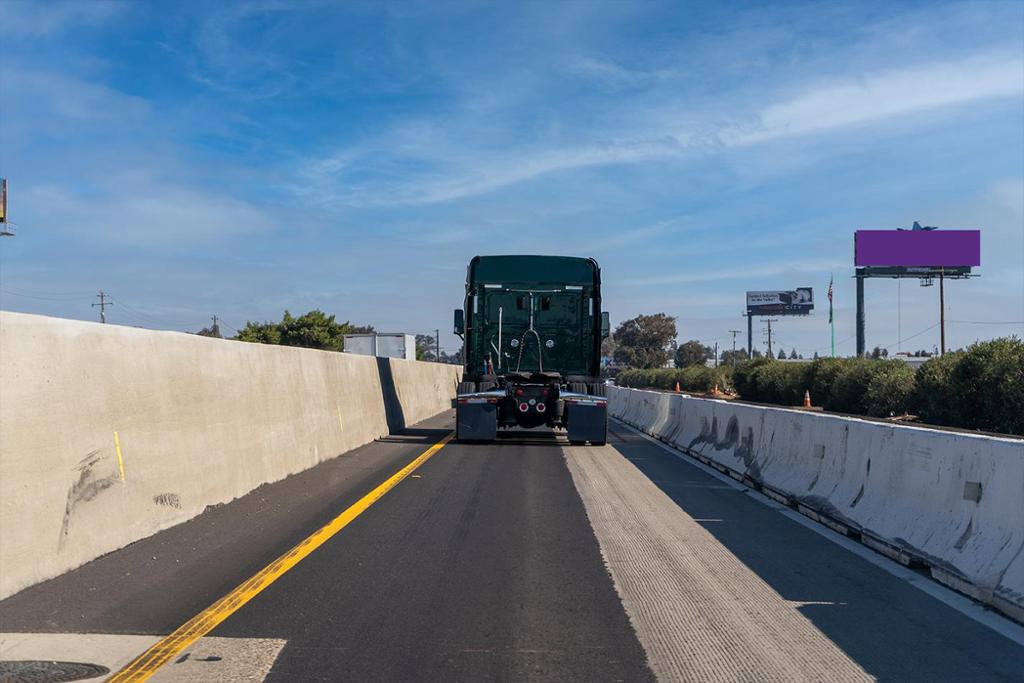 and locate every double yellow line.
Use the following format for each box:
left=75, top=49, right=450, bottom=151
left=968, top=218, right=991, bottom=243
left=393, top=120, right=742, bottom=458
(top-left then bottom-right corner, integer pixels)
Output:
left=110, top=432, right=453, bottom=681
